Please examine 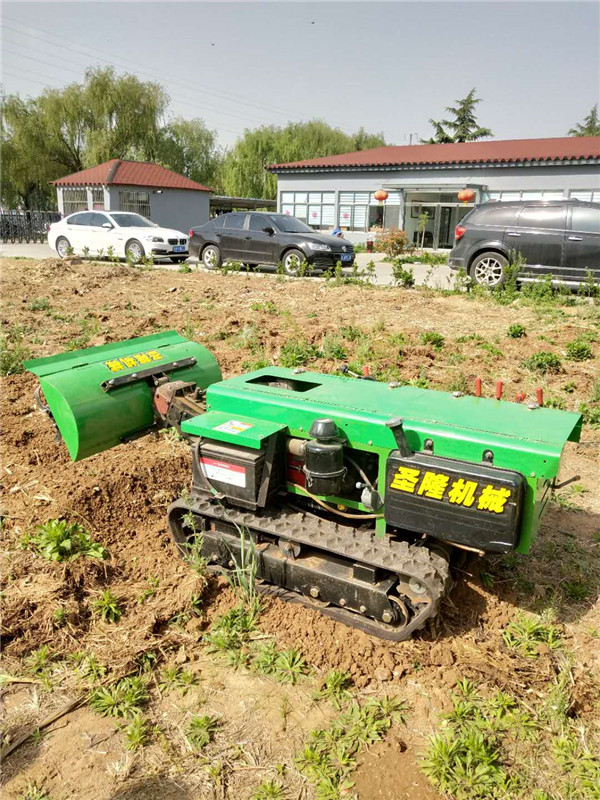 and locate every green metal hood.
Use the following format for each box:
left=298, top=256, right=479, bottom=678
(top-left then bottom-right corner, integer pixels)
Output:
left=25, top=331, right=221, bottom=461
